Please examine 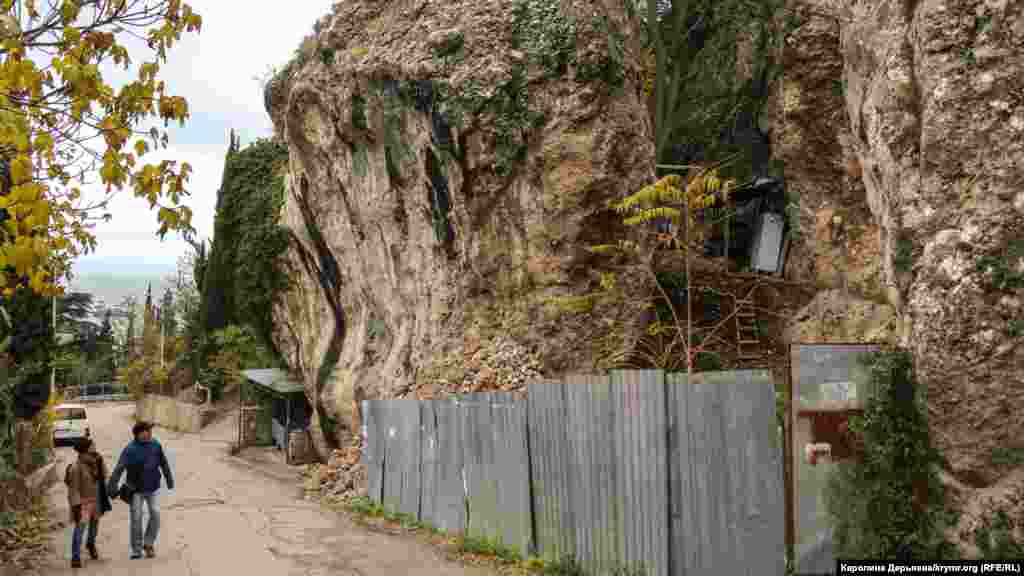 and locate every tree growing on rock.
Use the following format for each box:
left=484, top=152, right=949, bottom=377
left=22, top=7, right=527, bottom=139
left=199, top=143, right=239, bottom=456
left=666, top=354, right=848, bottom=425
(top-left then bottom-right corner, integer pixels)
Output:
left=641, top=0, right=781, bottom=174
